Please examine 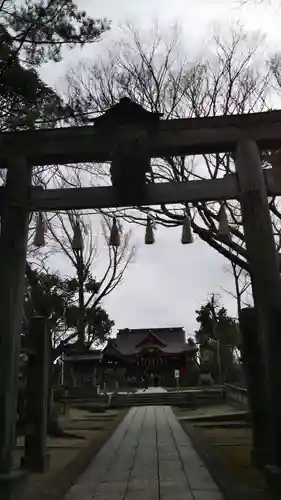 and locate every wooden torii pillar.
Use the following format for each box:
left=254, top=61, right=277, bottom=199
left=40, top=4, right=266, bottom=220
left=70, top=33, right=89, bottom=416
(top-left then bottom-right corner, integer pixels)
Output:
left=235, top=140, right=281, bottom=473
left=0, top=156, right=31, bottom=497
